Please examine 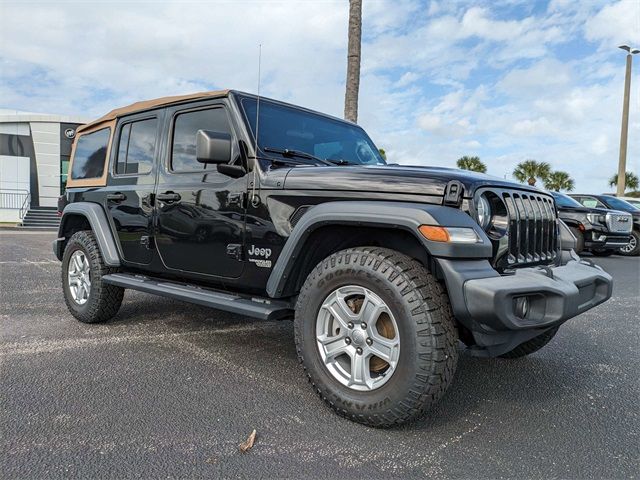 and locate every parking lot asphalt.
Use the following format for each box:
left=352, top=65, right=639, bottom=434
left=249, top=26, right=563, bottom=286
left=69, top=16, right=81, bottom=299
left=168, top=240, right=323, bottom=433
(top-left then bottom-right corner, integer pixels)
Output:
left=1, top=230, right=639, bottom=479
